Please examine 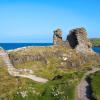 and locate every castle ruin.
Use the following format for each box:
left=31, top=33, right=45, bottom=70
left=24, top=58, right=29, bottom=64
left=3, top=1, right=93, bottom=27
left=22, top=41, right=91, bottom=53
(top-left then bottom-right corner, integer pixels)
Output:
left=53, top=28, right=63, bottom=45
left=67, top=27, right=93, bottom=54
